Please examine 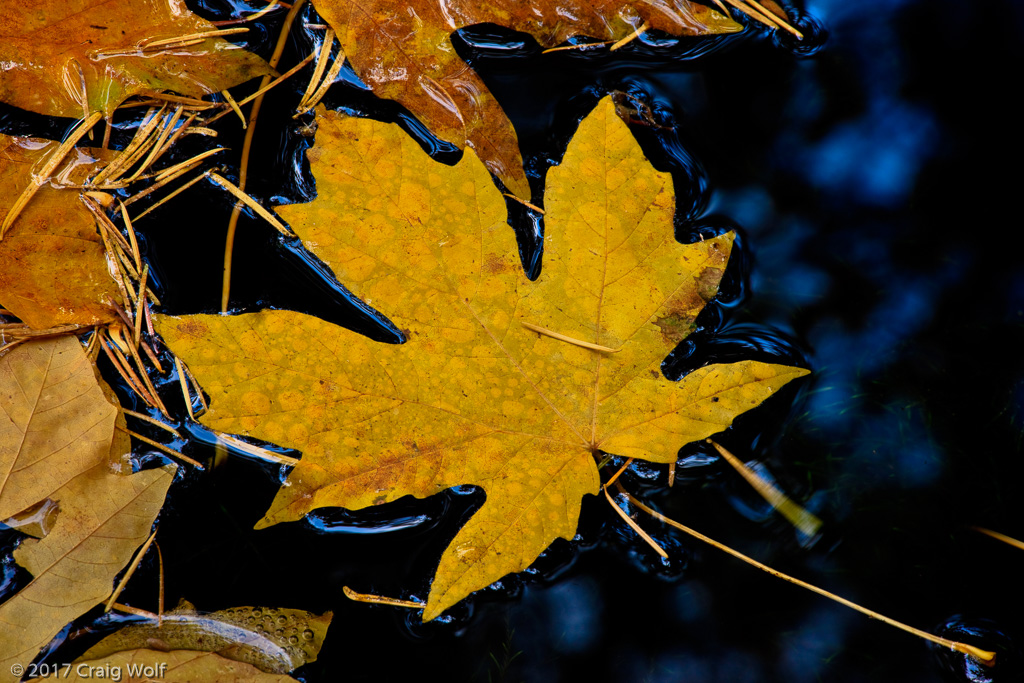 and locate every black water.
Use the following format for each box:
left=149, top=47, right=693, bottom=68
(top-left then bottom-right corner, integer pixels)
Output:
left=2, top=0, right=1024, bottom=681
